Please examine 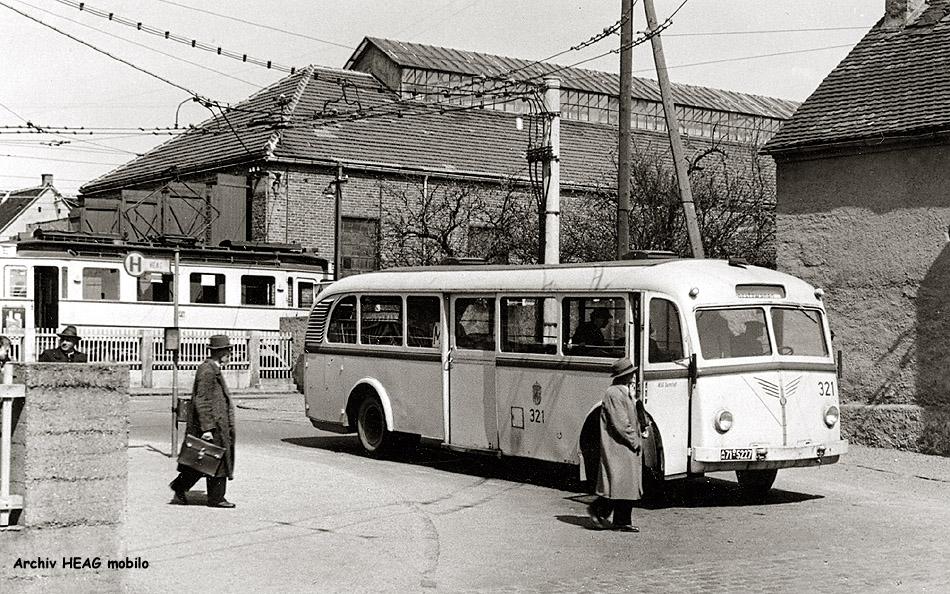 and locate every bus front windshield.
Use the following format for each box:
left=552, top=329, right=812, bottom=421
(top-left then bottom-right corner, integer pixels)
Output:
left=696, top=306, right=827, bottom=360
